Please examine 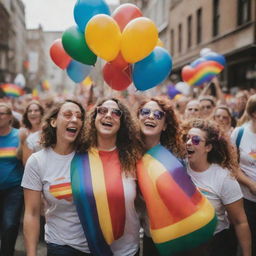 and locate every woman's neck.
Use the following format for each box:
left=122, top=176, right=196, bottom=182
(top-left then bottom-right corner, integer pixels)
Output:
left=30, top=123, right=41, bottom=133
left=189, top=159, right=210, bottom=172
left=52, top=142, right=74, bottom=155
left=97, top=135, right=116, bottom=151
left=144, top=136, right=160, bottom=150
left=249, top=119, right=256, bottom=133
